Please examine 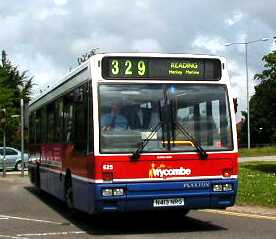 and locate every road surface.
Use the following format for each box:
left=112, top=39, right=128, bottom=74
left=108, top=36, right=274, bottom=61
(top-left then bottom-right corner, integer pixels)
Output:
left=0, top=175, right=276, bottom=239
